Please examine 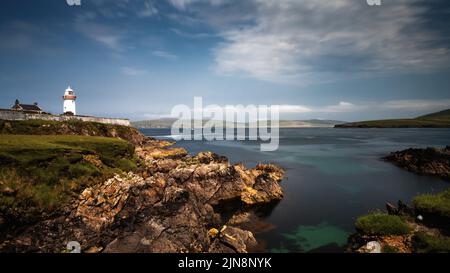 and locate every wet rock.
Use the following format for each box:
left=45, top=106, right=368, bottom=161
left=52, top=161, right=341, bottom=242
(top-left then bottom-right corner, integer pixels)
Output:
left=386, top=202, right=398, bottom=215
left=397, top=200, right=414, bottom=215
left=208, top=226, right=257, bottom=253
